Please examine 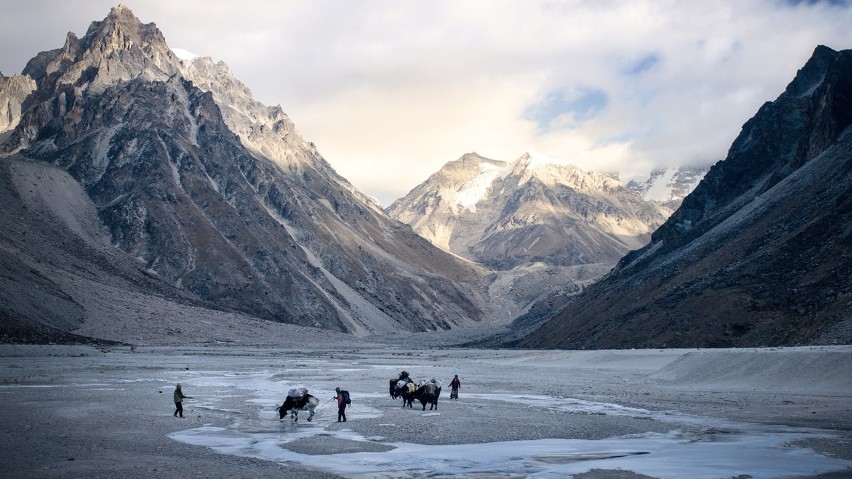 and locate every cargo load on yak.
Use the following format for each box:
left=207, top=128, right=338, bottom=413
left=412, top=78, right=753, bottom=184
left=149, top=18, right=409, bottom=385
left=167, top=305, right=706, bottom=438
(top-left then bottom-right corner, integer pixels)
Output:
left=287, top=387, right=309, bottom=398
left=419, top=377, right=442, bottom=388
